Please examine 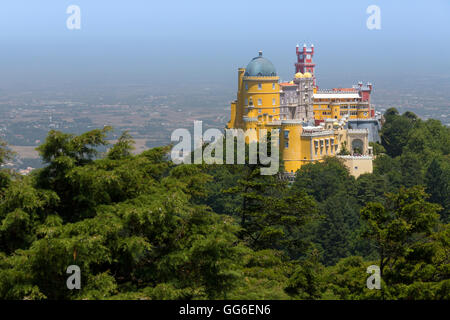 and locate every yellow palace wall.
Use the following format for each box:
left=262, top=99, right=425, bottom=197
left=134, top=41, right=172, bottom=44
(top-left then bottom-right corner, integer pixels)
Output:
left=228, top=67, right=373, bottom=176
